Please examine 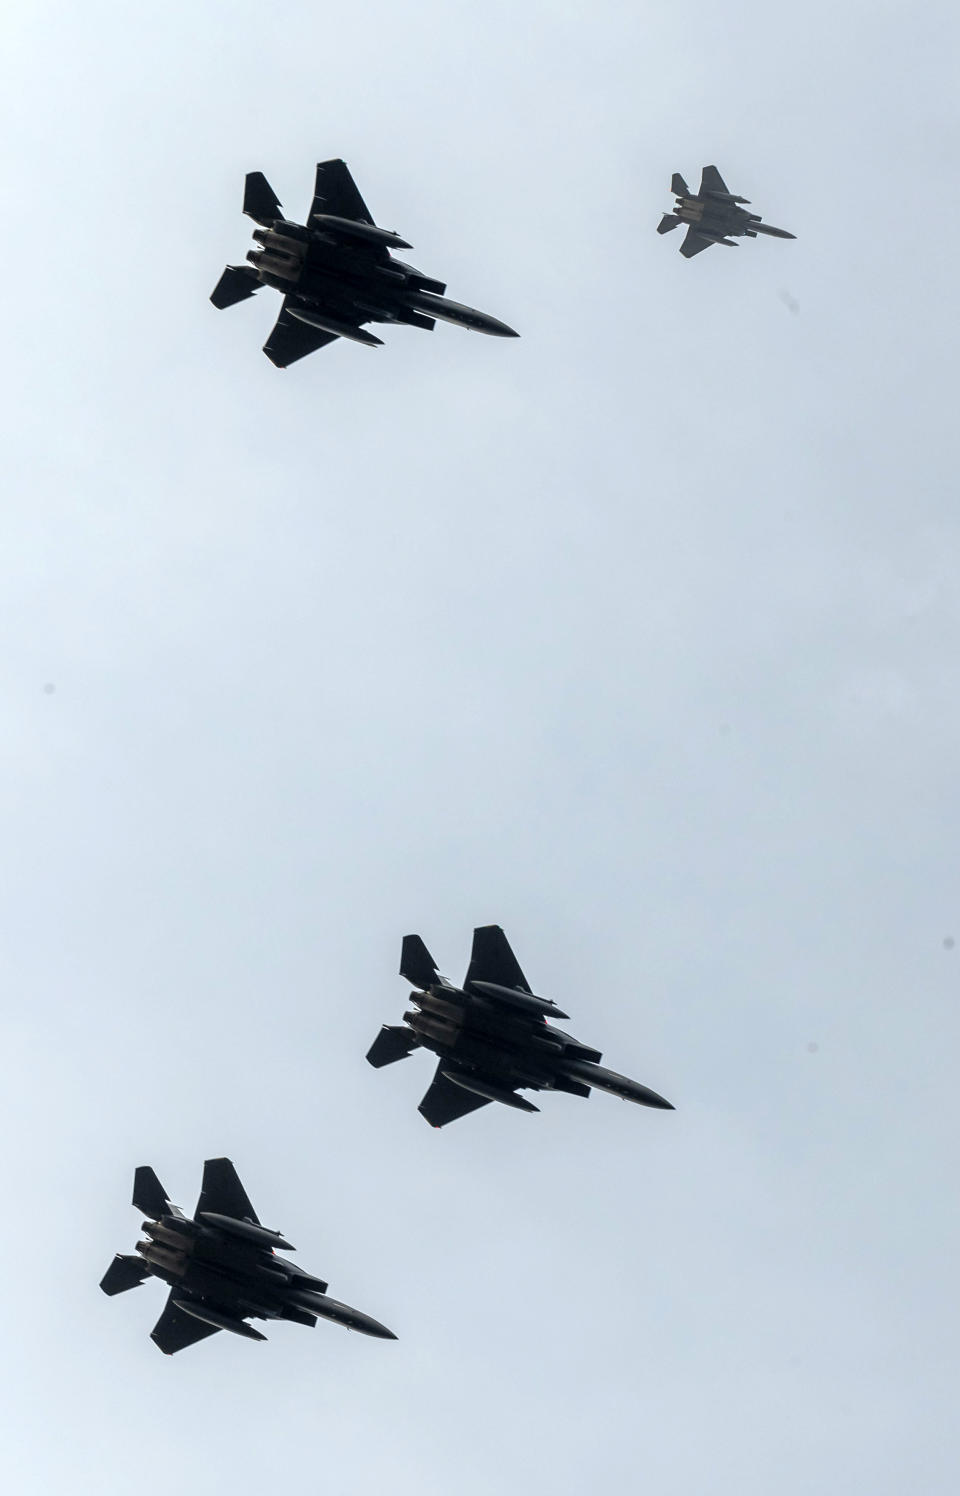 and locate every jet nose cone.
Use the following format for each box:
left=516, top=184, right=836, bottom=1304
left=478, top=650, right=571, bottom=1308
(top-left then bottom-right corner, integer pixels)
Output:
left=475, top=312, right=520, bottom=338
left=634, top=1085, right=675, bottom=1110
left=357, top=1315, right=398, bottom=1340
